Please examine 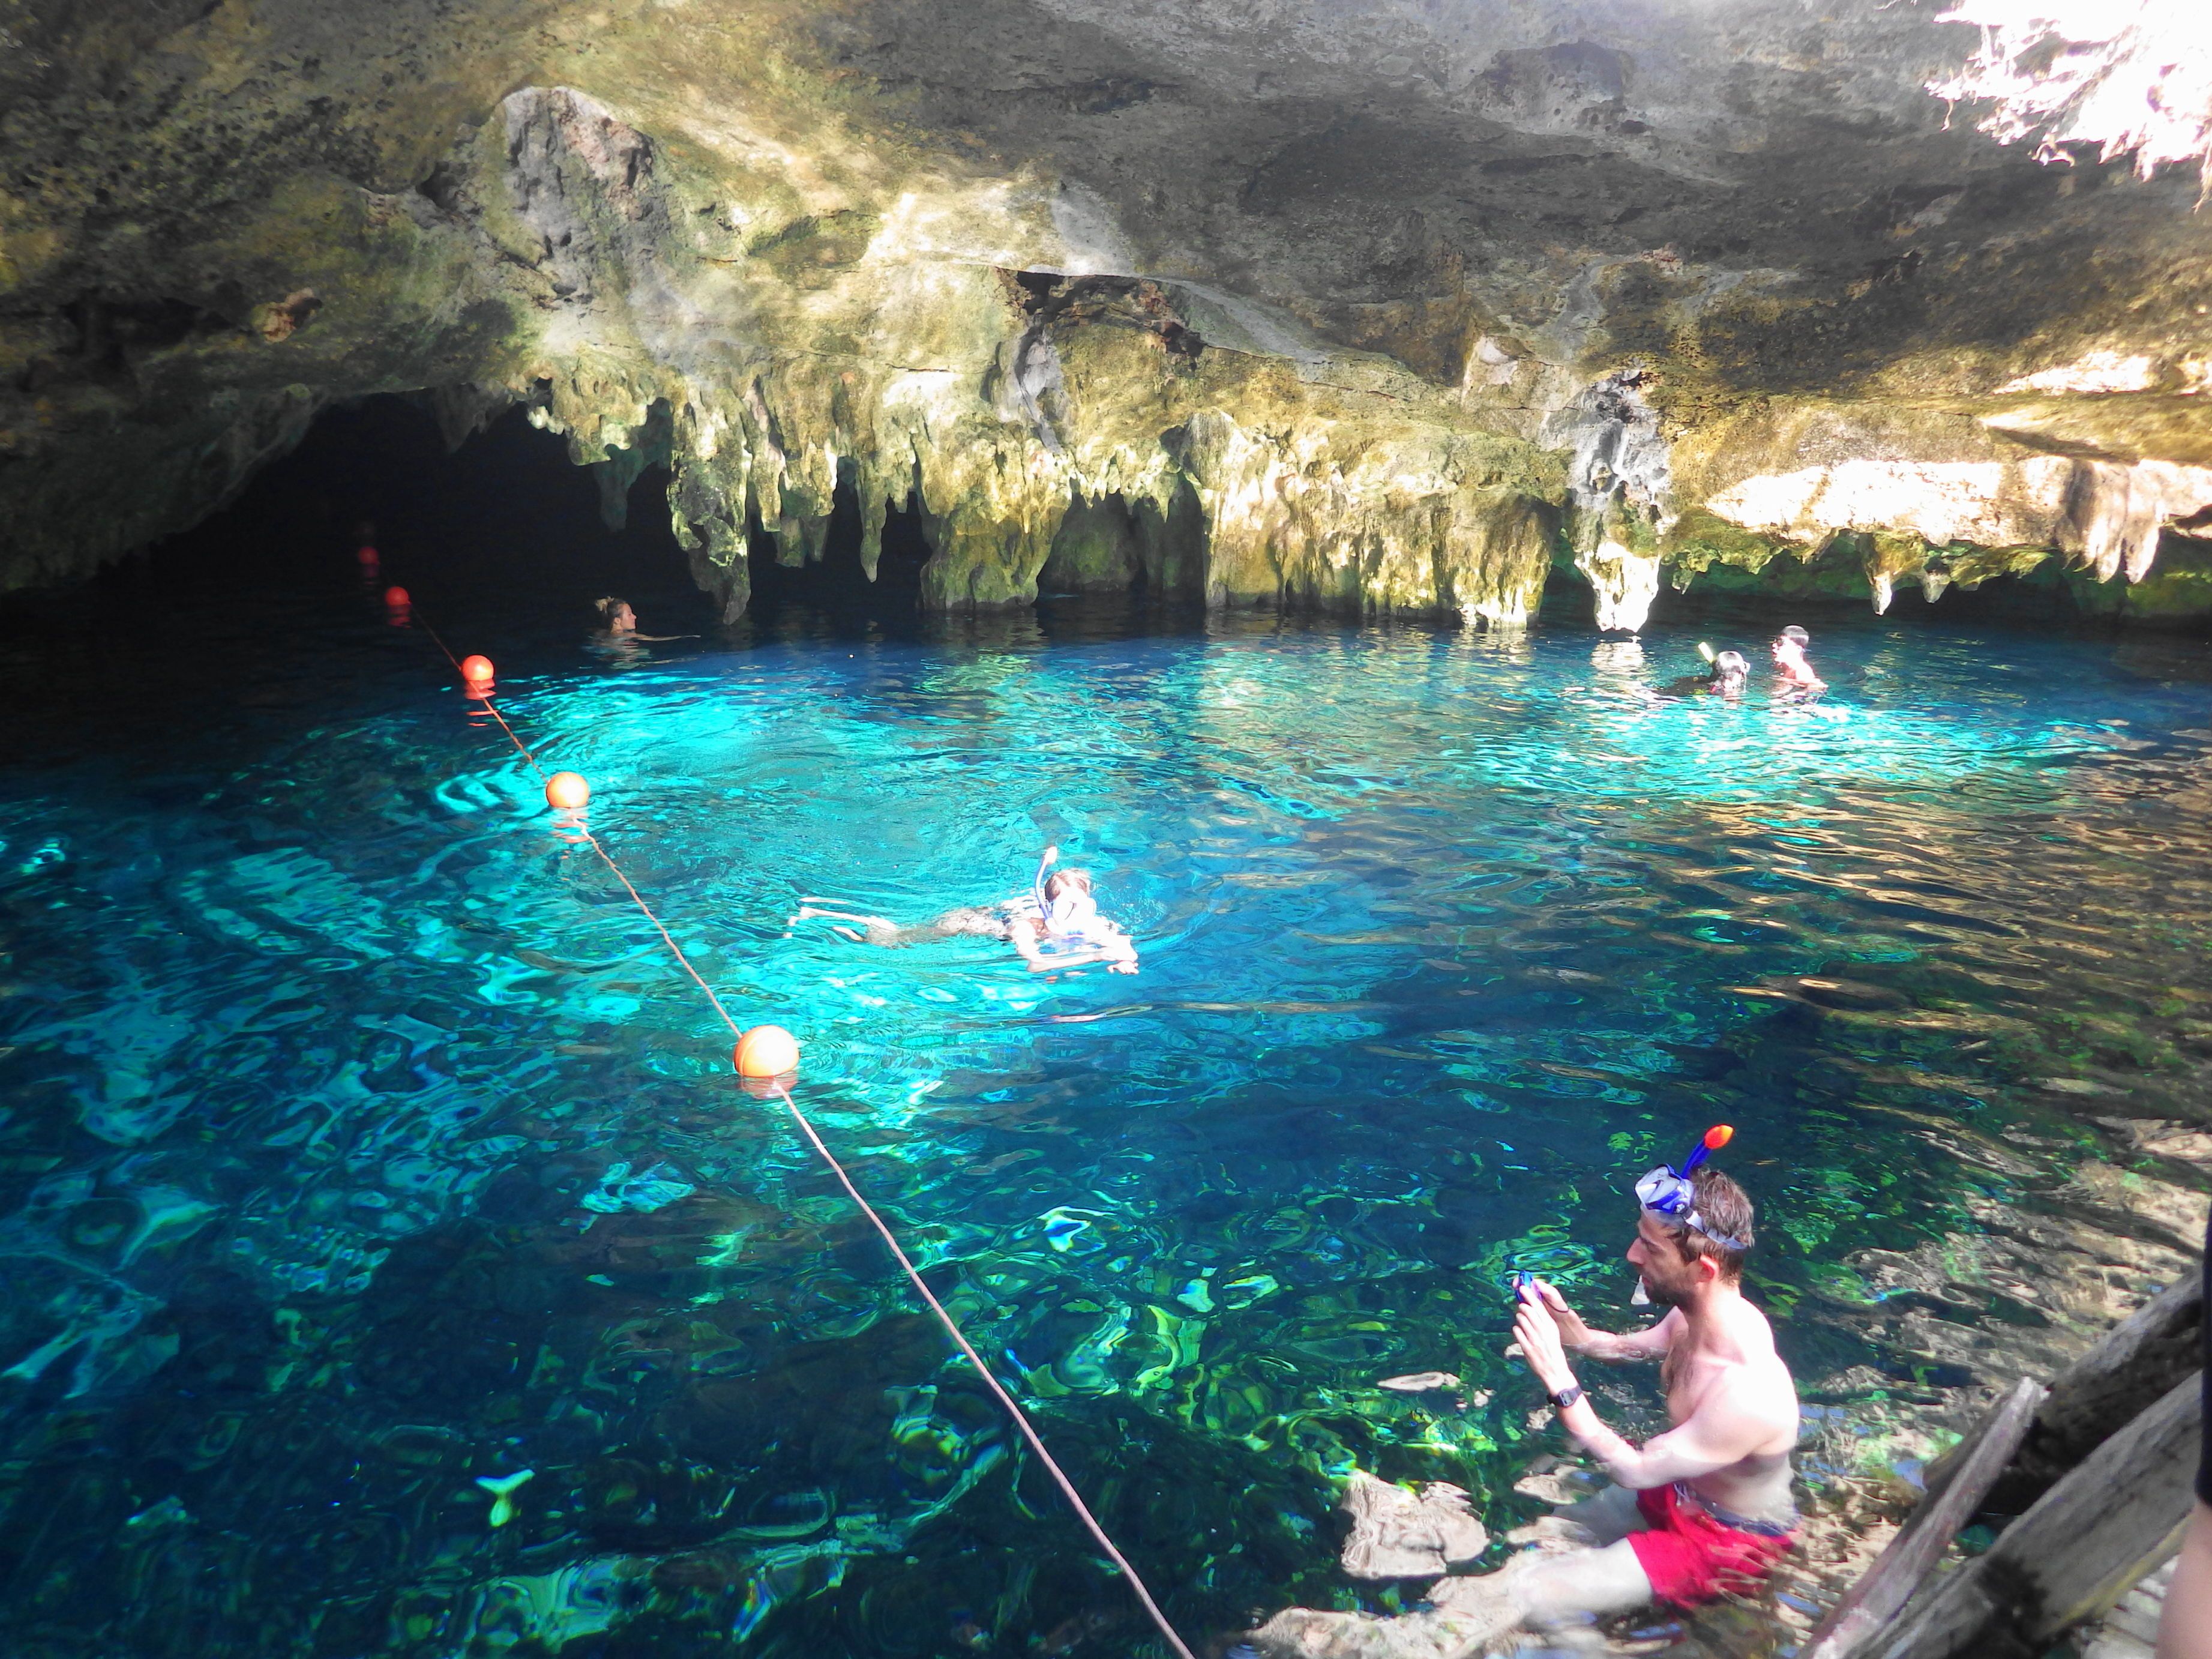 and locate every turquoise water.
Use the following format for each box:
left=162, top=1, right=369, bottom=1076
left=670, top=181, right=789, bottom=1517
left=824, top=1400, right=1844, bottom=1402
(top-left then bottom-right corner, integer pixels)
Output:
left=3, top=561, right=2211, bottom=1657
